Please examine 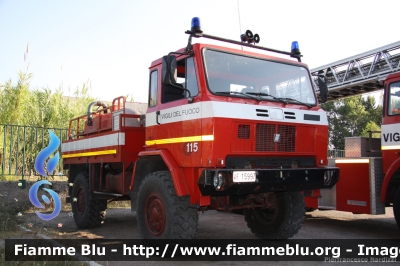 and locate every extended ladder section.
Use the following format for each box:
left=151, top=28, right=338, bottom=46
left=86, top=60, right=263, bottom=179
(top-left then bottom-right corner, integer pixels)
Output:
left=311, top=41, right=400, bottom=101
